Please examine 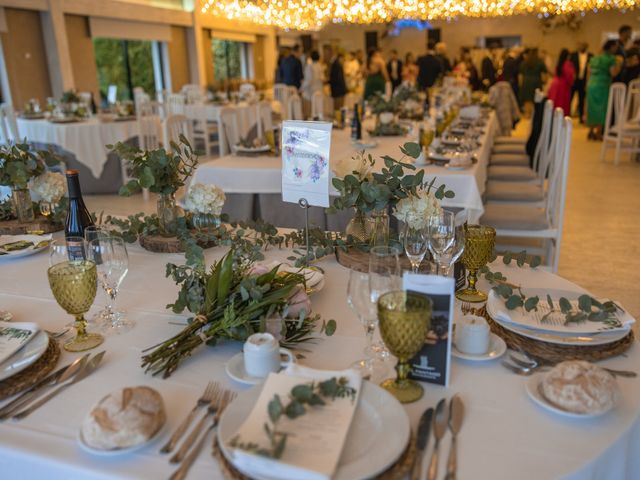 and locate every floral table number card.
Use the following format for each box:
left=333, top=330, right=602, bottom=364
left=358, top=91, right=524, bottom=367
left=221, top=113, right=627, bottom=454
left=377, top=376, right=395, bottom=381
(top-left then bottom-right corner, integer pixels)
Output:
left=281, top=121, right=332, bottom=208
